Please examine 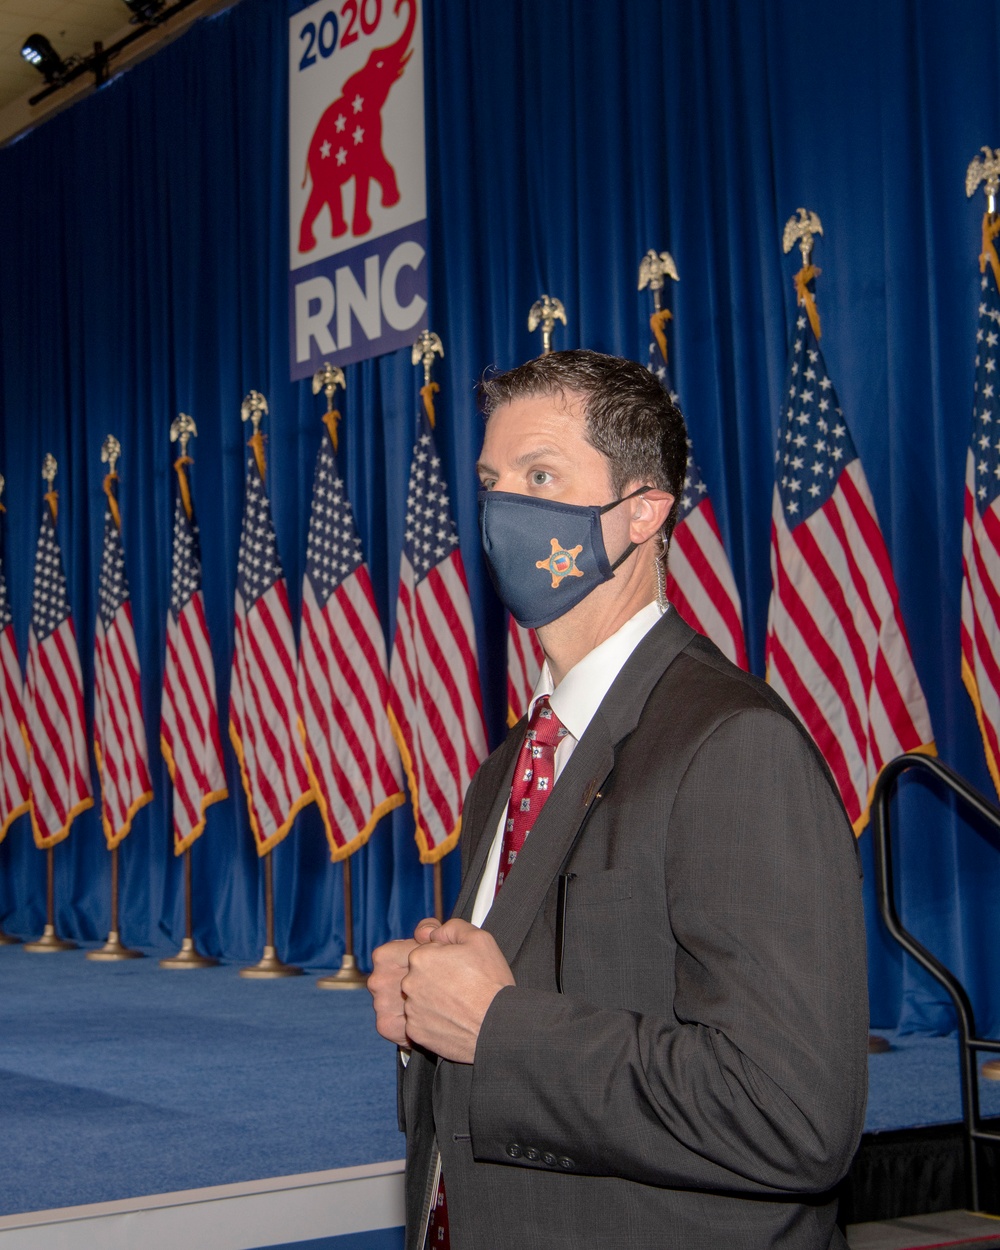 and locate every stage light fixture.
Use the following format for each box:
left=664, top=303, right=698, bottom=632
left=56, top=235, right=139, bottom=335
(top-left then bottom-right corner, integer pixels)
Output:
left=122, top=0, right=166, bottom=21
left=21, top=0, right=193, bottom=108
left=20, top=33, right=68, bottom=84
